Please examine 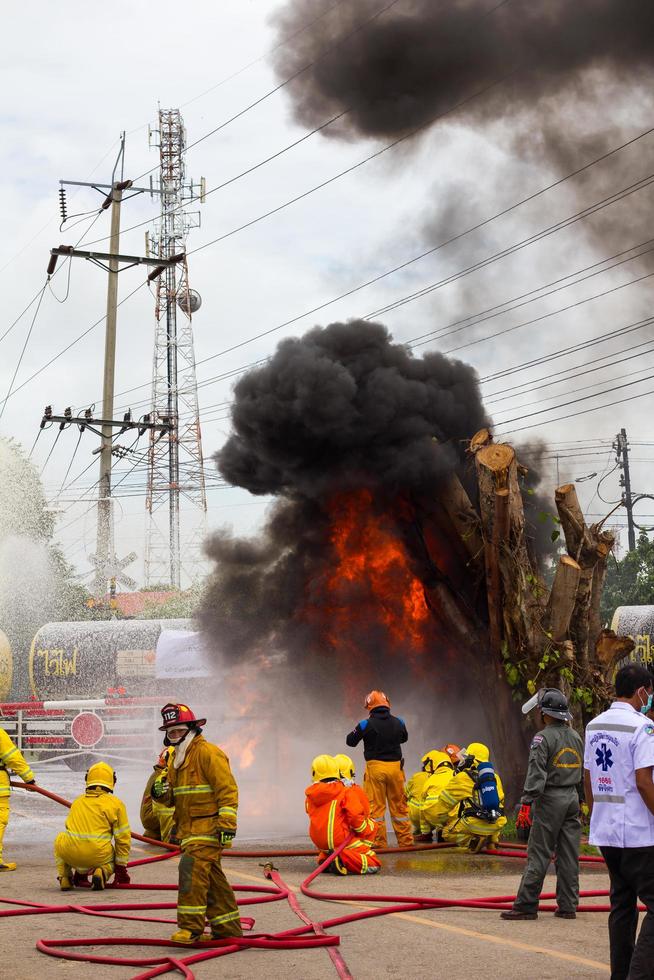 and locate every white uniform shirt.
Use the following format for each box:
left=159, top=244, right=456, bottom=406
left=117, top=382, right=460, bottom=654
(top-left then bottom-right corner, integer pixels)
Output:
left=584, top=701, right=654, bottom=848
